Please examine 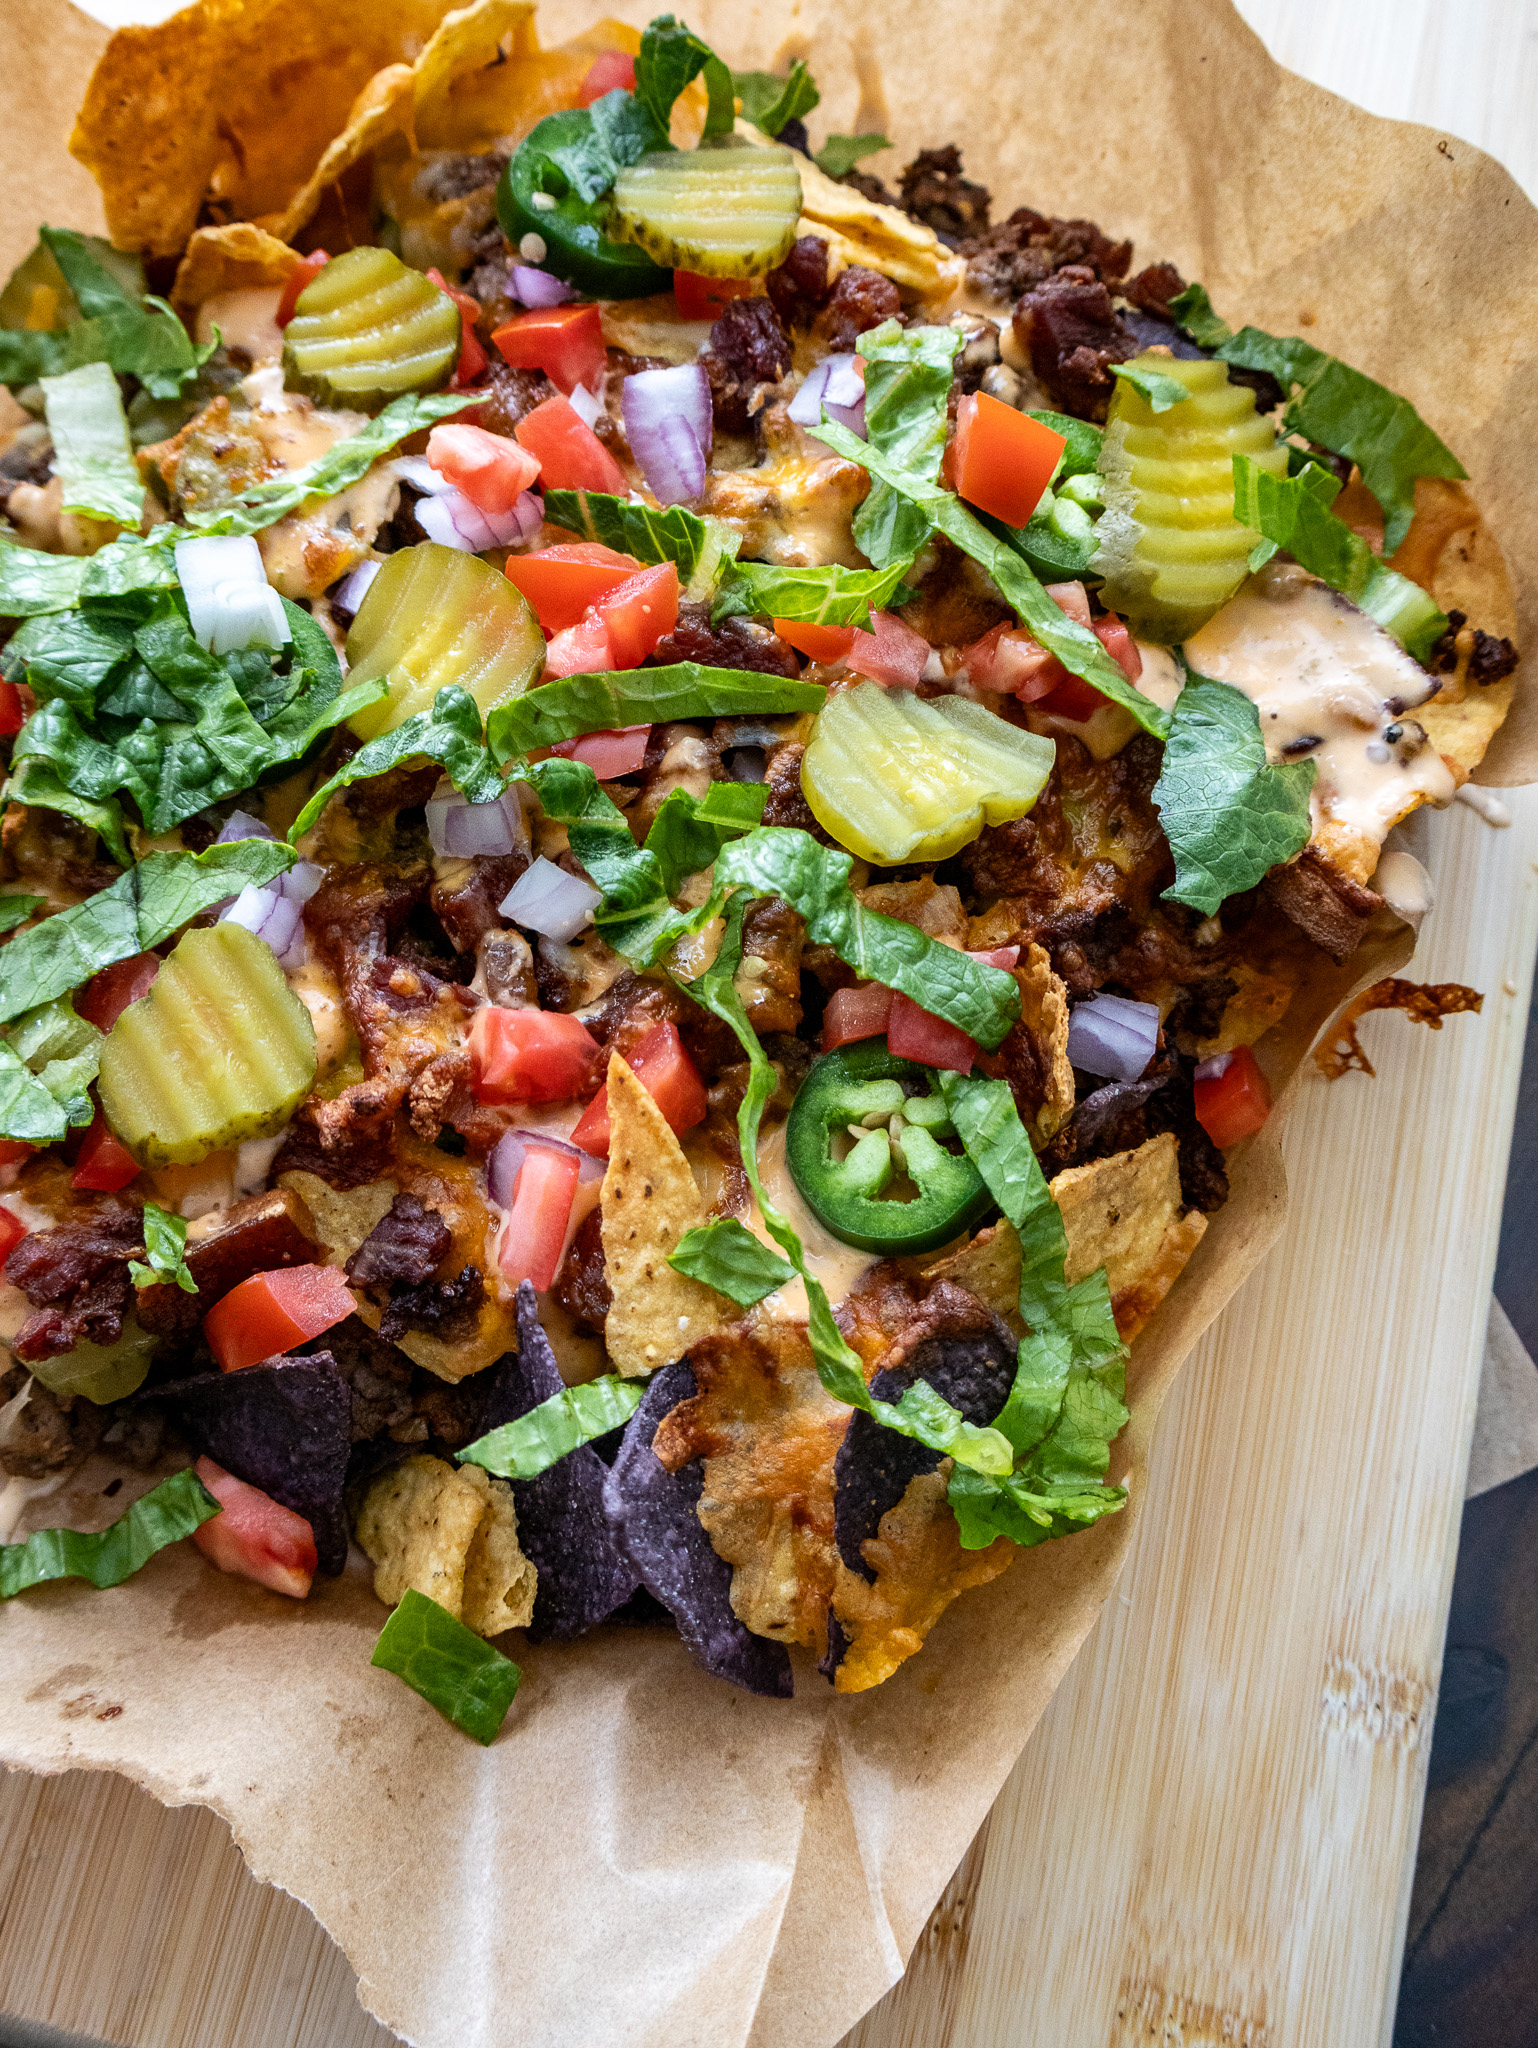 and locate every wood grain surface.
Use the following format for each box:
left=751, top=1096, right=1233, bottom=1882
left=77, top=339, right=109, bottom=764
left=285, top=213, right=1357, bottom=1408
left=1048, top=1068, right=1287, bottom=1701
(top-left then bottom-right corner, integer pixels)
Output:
left=3, top=5, right=1536, bottom=2047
